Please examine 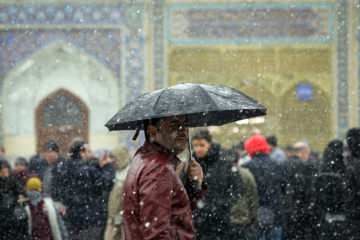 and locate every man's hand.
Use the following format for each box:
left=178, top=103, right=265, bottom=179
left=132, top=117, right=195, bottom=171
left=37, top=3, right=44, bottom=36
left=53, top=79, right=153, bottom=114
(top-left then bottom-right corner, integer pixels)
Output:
left=60, top=205, right=67, bottom=216
left=99, top=152, right=114, bottom=168
left=187, top=159, right=203, bottom=187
